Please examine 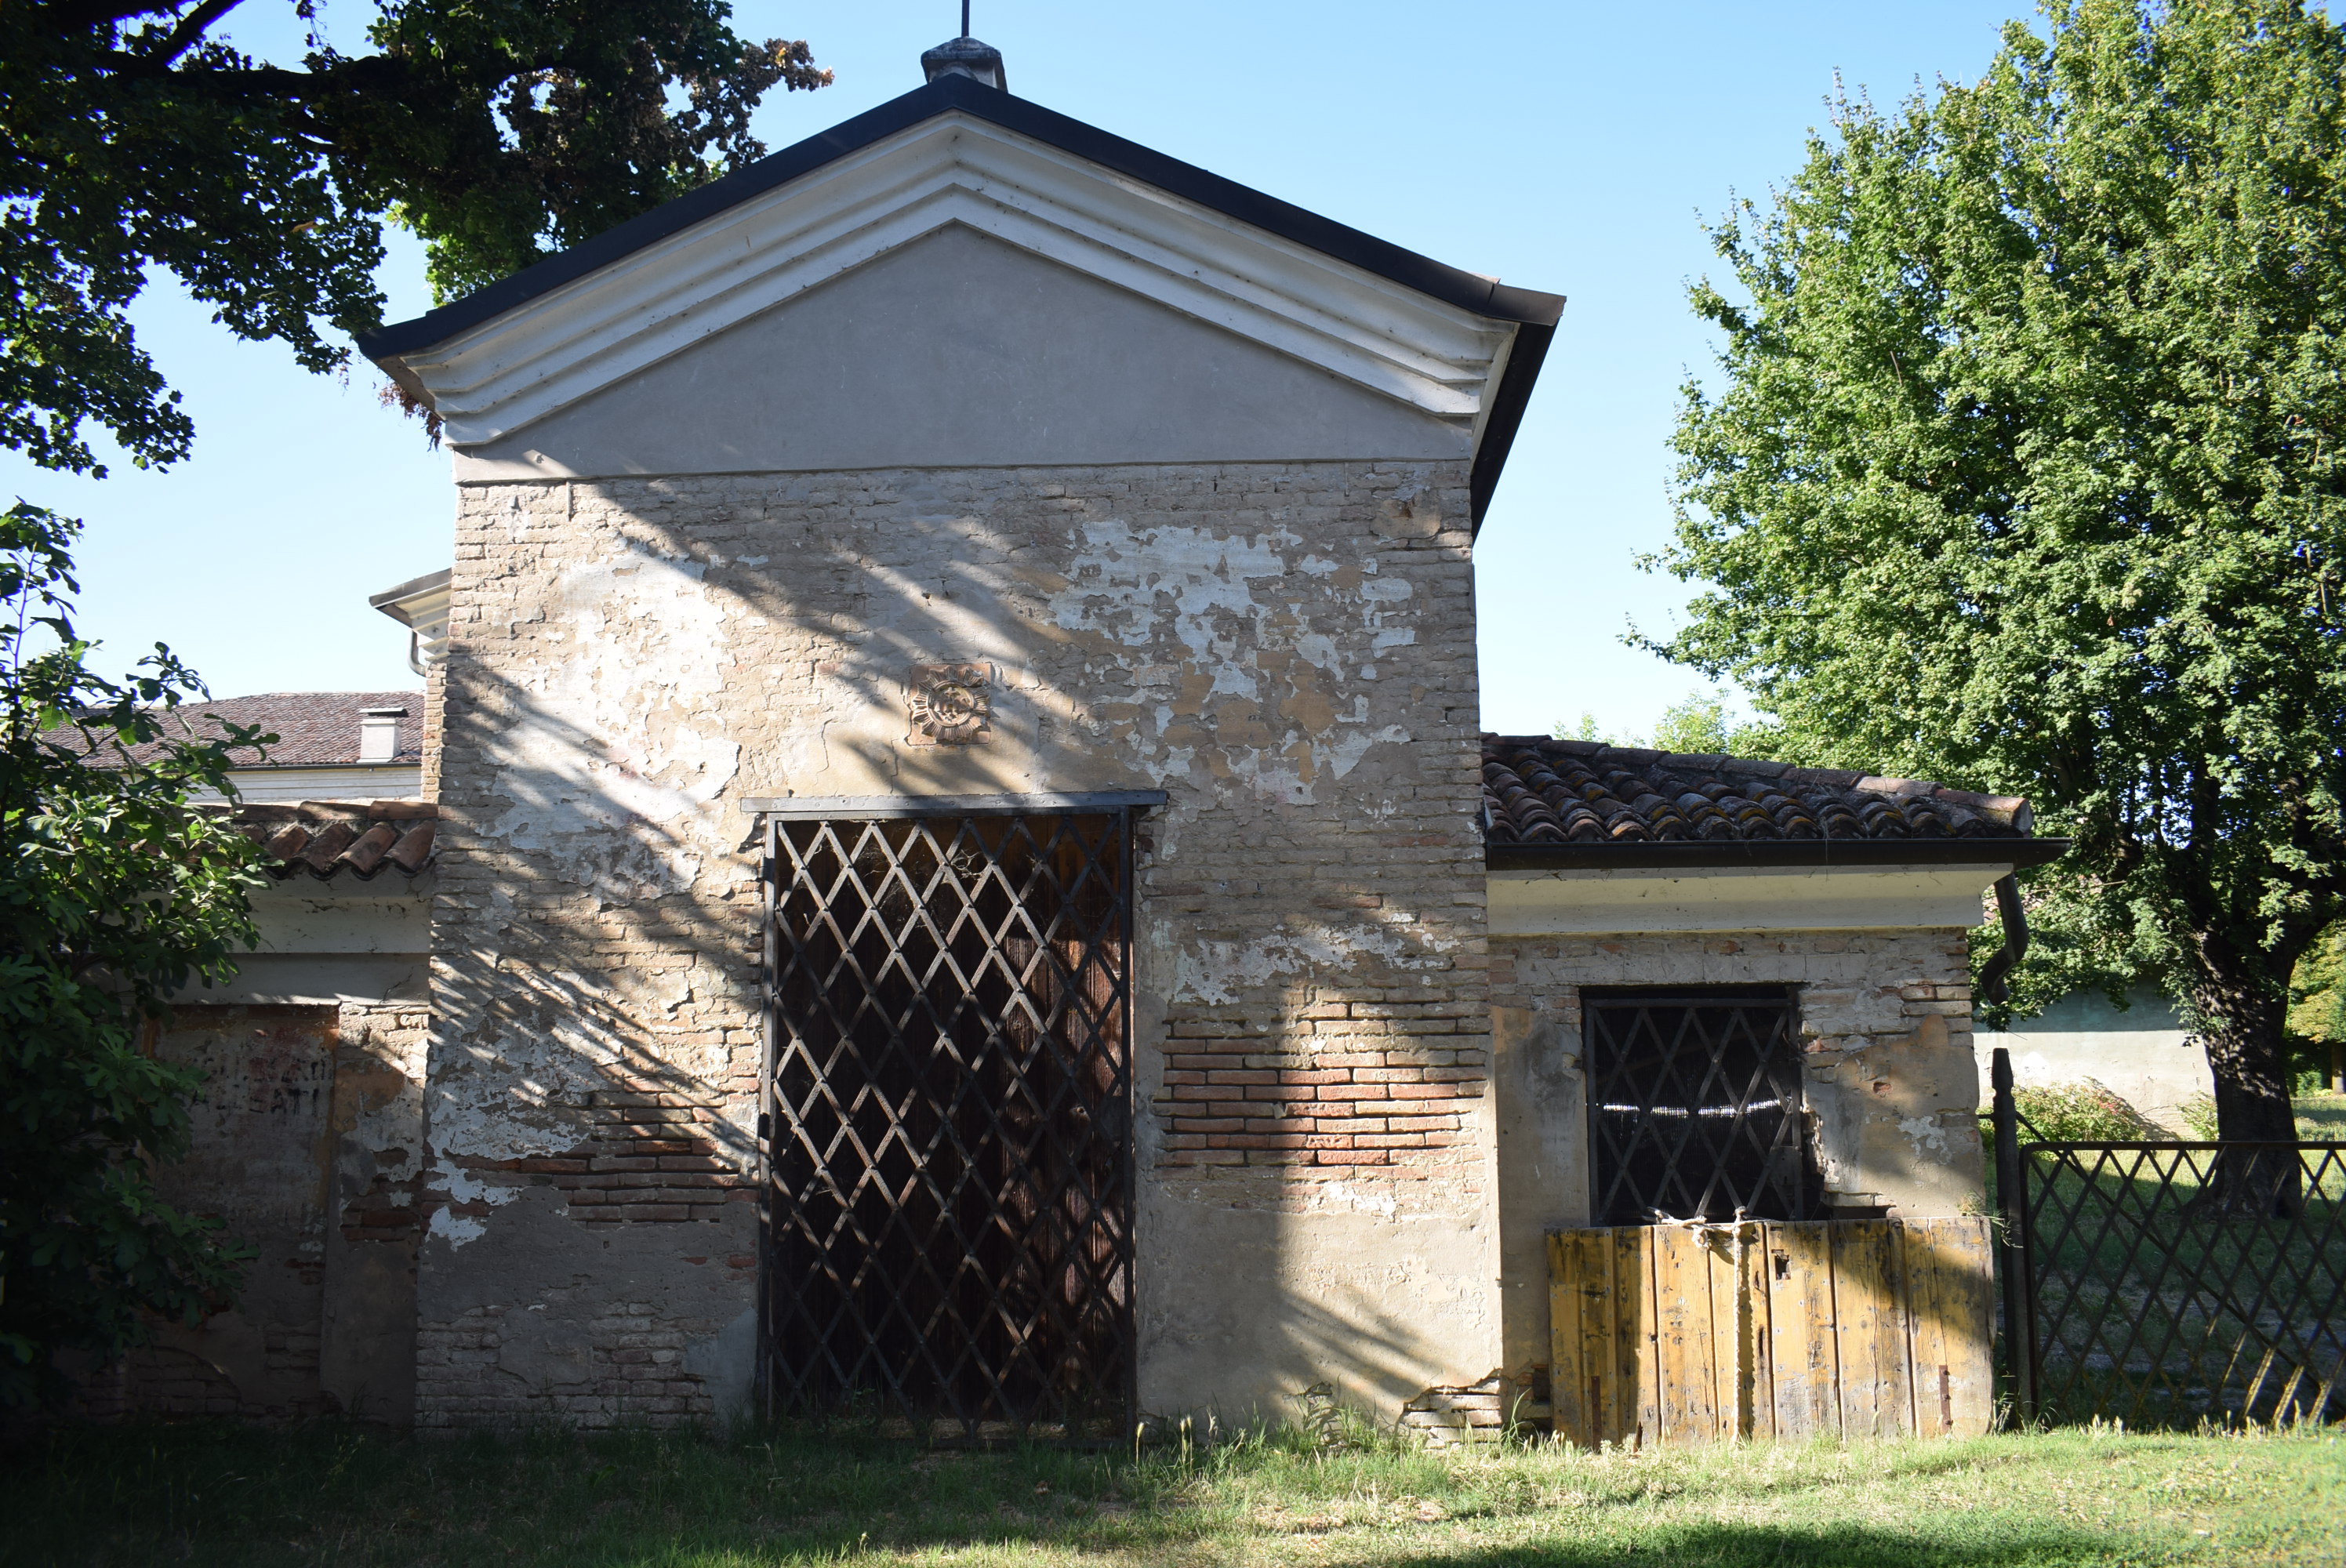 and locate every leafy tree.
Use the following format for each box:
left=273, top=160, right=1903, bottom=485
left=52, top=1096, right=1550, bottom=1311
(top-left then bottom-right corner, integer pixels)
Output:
left=1653, top=0, right=2346, bottom=1145
left=0, top=502, right=268, bottom=1409
left=1550, top=690, right=1780, bottom=757
left=2, top=1, right=831, bottom=474
left=2289, top=920, right=2344, bottom=1091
